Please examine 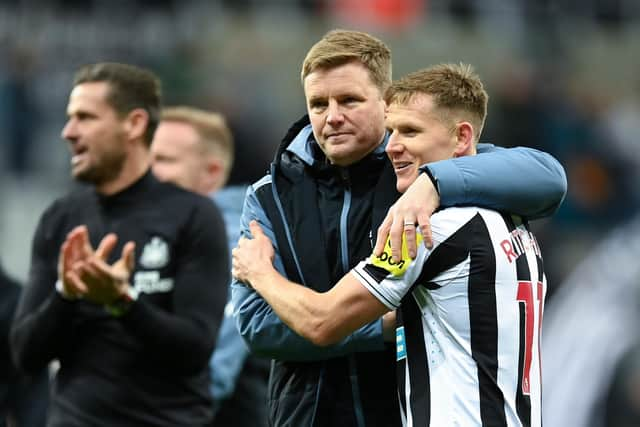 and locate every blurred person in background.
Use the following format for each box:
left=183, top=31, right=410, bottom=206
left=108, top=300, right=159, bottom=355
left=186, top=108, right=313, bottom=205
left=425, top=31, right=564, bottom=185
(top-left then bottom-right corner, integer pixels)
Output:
left=151, top=106, right=269, bottom=427
left=1, top=261, right=48, bottom=427
left=0, top=44, right=38, bottom=177
left=10, top=62, right=229, bottom=427
left=233, top=62, right=549, bottom=427
left=542, top=212, right=640, bottom=427
left=603, top=342, right=640, bottom=427
left=231, top=29, right=566, bottom=427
